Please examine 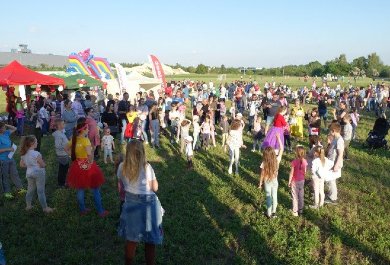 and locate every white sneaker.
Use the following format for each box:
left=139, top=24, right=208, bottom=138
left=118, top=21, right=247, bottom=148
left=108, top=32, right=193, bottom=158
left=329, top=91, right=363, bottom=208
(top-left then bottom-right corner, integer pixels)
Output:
left=251, top=149, right=255, bottom=152
left=228, top=167, right=232, bottom=175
